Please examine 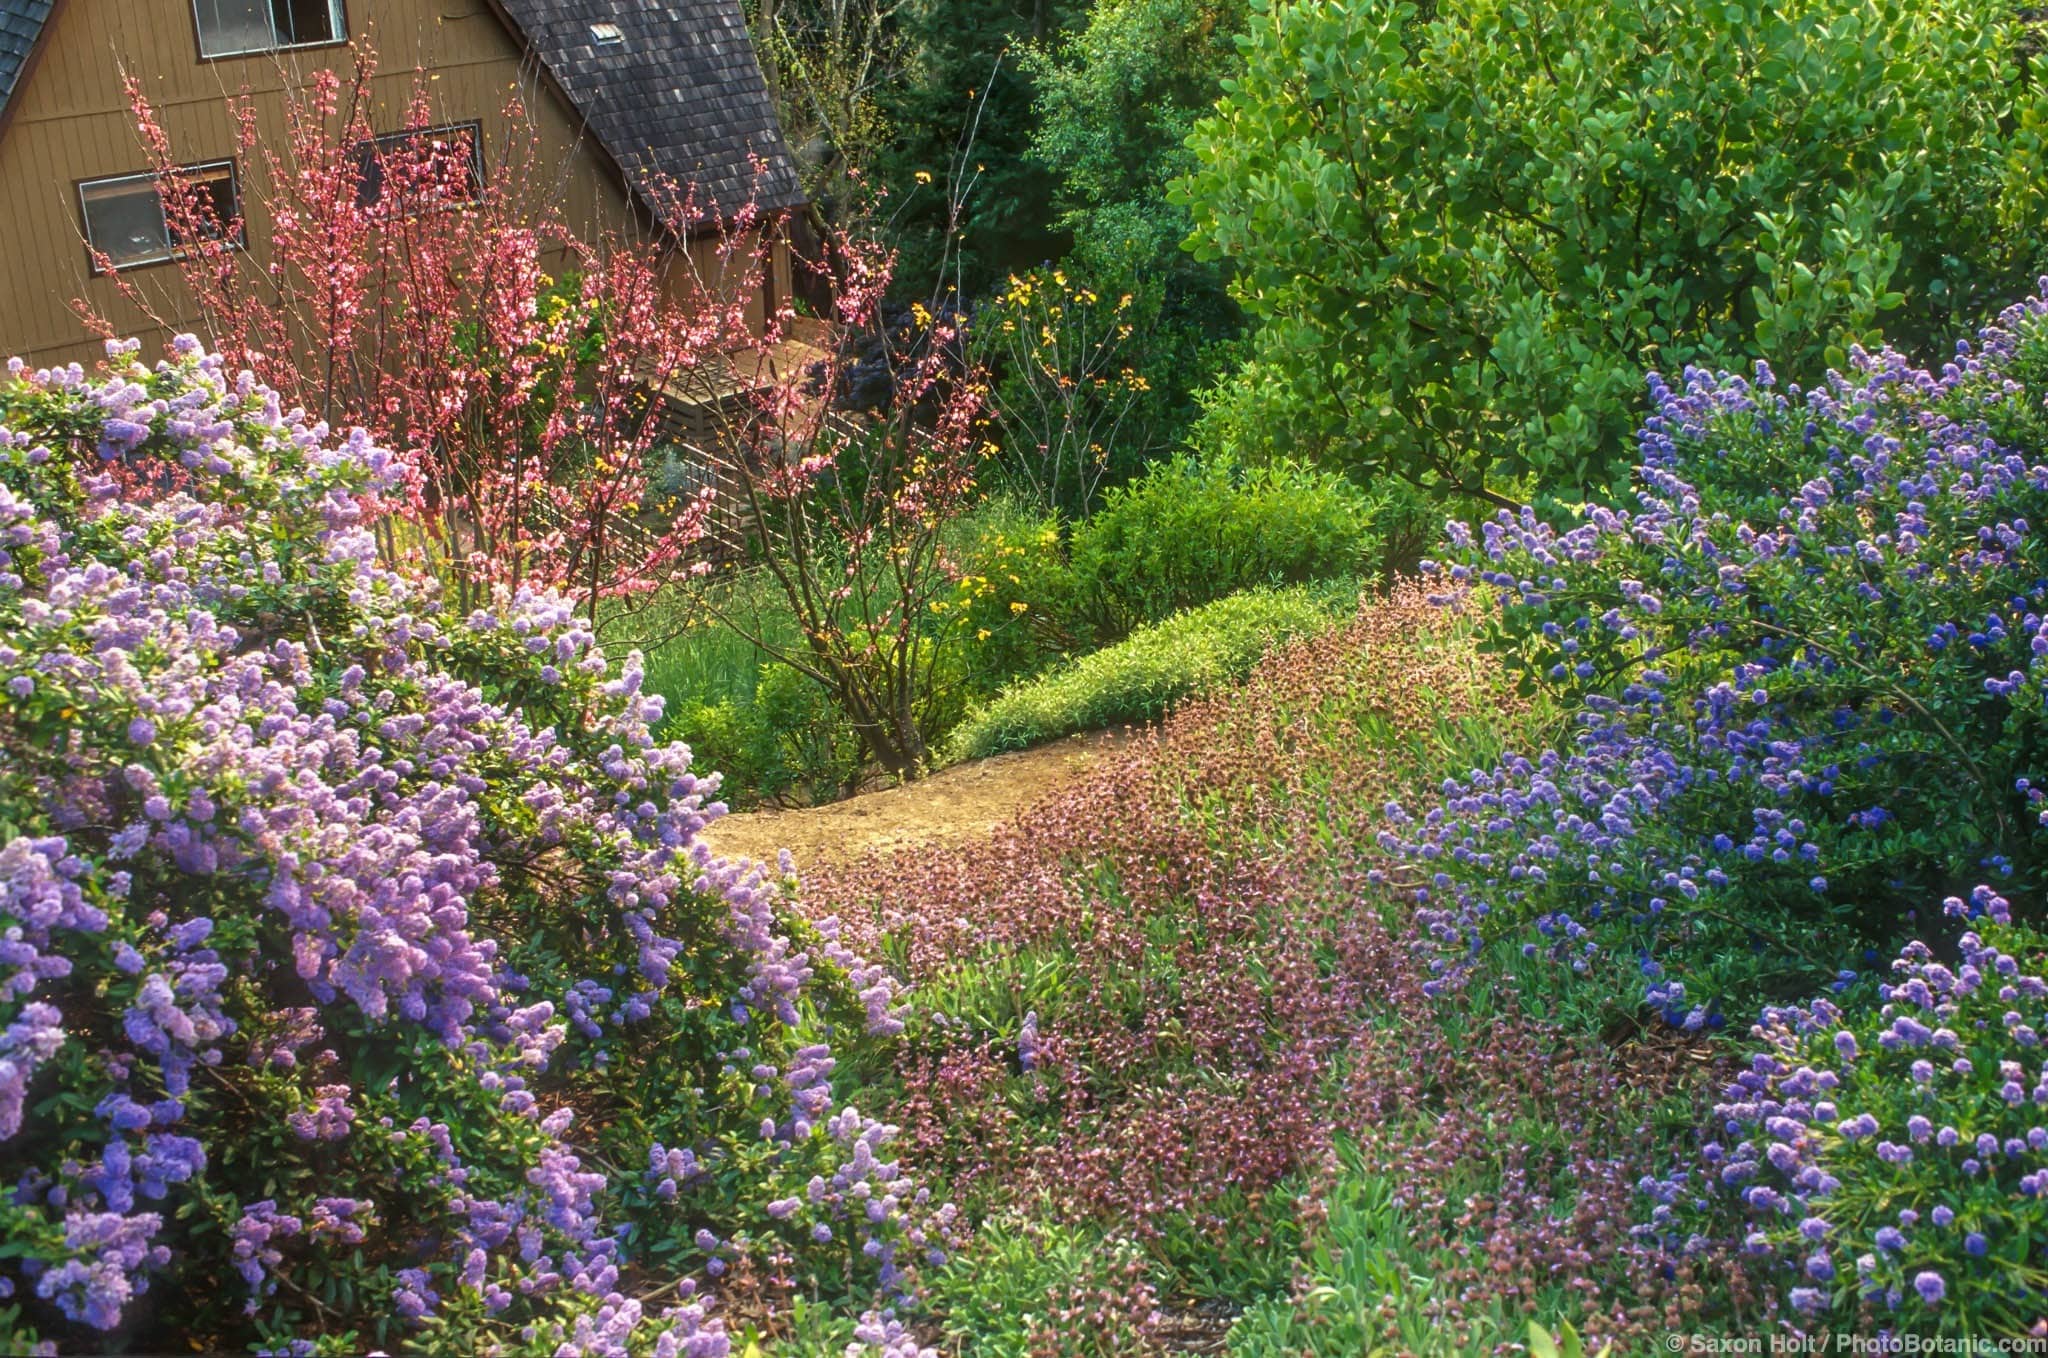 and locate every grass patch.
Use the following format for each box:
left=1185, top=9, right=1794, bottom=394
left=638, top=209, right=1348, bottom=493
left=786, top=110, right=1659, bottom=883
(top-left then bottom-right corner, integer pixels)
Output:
left=606, top=567, right=806, bottom=722
left=947, top=582, right=1357, bottom=759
